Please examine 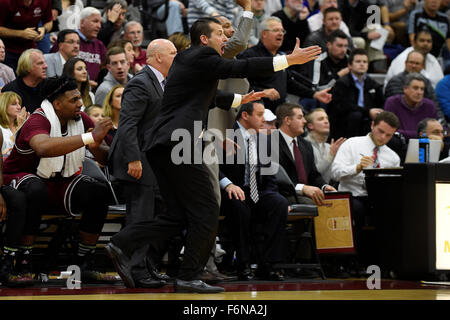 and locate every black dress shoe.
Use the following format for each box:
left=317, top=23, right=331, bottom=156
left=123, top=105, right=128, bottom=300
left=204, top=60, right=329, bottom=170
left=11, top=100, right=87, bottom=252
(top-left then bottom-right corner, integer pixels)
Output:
left=104, top=242, right=135, bottom=288
left=135, top=277, right=166, bottom=288
left=197, top=270, right=221, bottom=284
left=208, top=270, right=237, bottom=282
left=174, top=279, right=225, bottom=293
left=237, top=268, right=254, bottom=281
left=145, top=257, right=172, bottom=282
